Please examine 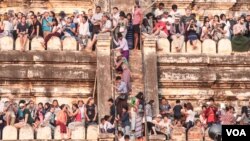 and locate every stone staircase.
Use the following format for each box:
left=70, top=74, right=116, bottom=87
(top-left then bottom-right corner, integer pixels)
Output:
left=129, top=50, right=144, bottom=96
